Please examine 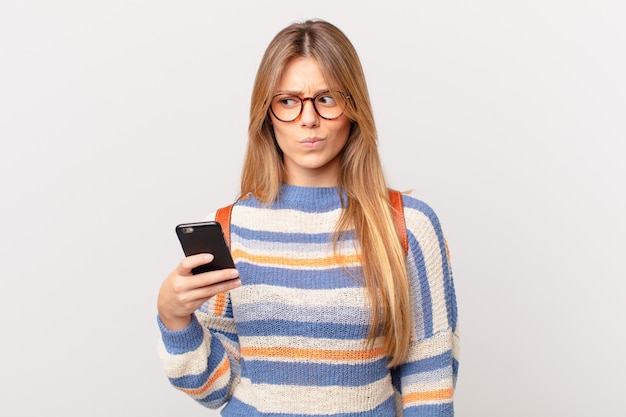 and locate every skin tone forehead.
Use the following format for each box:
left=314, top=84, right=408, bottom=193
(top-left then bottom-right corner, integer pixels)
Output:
left=275, top=57, right=330, bottom=96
